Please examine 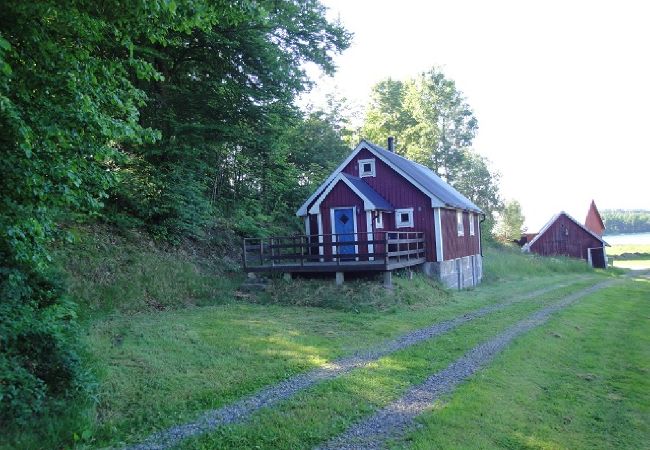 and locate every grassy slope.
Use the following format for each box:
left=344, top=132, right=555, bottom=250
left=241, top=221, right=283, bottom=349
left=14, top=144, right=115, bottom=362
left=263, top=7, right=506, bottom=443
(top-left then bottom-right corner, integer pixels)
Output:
left=0, top=230, right=612, bottom=449
left=401, top=275, right=650, bottom=449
